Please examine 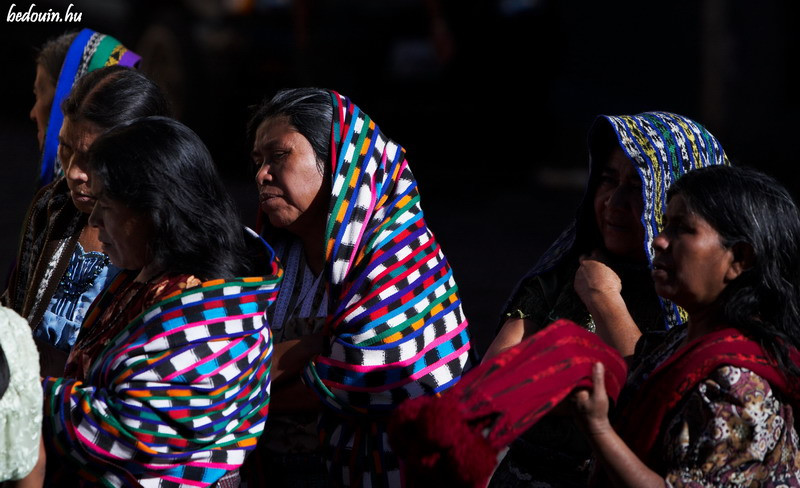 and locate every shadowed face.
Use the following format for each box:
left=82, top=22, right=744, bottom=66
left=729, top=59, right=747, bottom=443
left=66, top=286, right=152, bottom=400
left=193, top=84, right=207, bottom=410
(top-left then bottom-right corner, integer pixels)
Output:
left=253, top=116, right=328, bottom=236
left=651, top=194, right=736, bottom=312
left=59, top=117, right=103, bottom=214
left=88, top=176, right=153, bottom=271
left=593, top=147, right=646, bottom=262
left=30, top=64, right=56, bottom=149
